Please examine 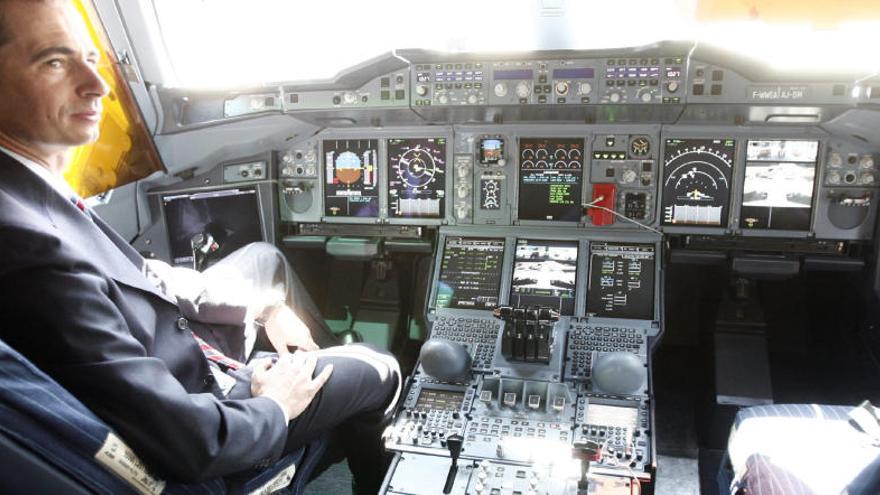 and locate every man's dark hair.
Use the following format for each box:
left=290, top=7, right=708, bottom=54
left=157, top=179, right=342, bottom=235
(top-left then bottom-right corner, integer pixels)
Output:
left=0, top=11, right=7, bottom=48
left=0, top=0, right=58, bottom=48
